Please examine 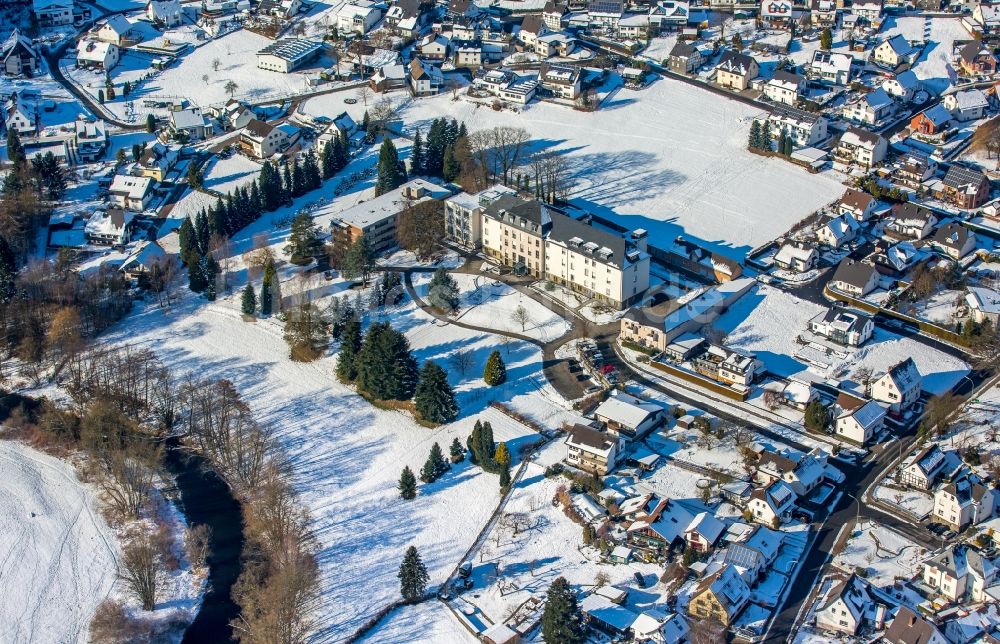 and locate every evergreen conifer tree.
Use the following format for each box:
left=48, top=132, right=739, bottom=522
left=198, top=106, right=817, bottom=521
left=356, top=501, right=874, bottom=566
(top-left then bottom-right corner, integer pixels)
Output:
left=541, top=577, right=586, bottom=644
left=398, top=546, right=429, bottom=602
left=286, top=212, right=321, bottom=265
left=443, top=144, right=460, bottom=182
left=321, top=139, right=335, bottom=179
left=410, top=130, right=425, bottom=175
left=202, top=255, right=219, bottom=300
left=414, top=361, right=458, bottom=424
left=336, top=316, right=362, bottom=381
left=194, top=210, right=210, bottom=254
left=499, top=461, right=511, bottom=489
left=749, top=120, right=761, bottom=150
left=483, top=350, right=507, bottom=386
left=146, top=113, right=156, bottom=133
left=375, top=138, right=405, bottom=196
left=343, top=234, right=375, bottom=285
left=449, top=437, right=464, bottom=463
left=420, top=442, right=449, bottom=482
left=241, top=283, right=256, bottom=315
left=260, top=258, right=276, bottom=315
left=428, top=268, right=459, bottom=312
left=355, top=322, right=418, bottom=400
left=6, top=128, right=24, bottom=168
left=186, top=251, right=206, bottom=292
left=425, top=118, right=445, bottom=176
left=303, top=149, right=321, bottom=190
left=399, top=466, right=417, bottom=500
